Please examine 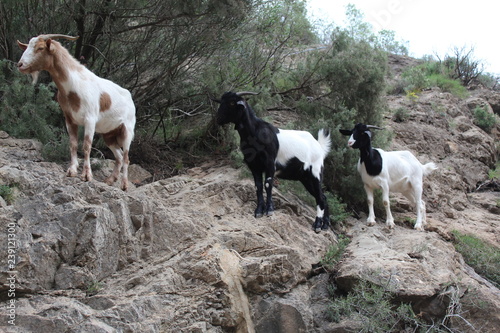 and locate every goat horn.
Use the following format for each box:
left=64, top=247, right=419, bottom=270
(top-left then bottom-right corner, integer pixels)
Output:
left=40, top=34, right=79, bottom=41
left=235, top=91, right=259, bottom=97
left=366, top=125, right=384, bottom=130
